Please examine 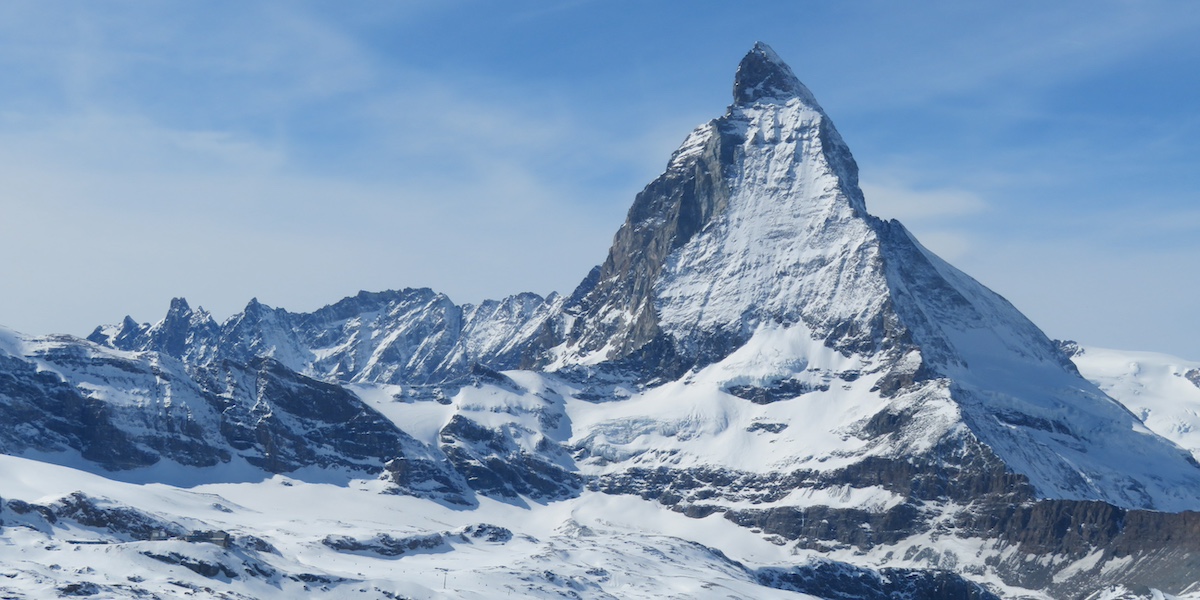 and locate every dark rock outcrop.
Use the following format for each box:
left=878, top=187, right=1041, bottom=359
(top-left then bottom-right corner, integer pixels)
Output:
left=0, top=352, right=167, bottom=470
left=559, top=108, right=733, bottom=372
left=322, top=532, right=448, bottom=557
left=726, top=379, right=830, bottom=404
left=1186, top=368, right=1200, bottom=389
left=141, top=551, right=240, bottom=579
left=322, top=524, right=512, bottom=558
left=439, top=415, right=579, bottom=501
left=6, top=492, right=184, bottom=541
left=195, top=356, right=439, bottom=476
left=758, top=560, right=1001, bottom=600
left=960, top=500, right=1200, bottom=598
